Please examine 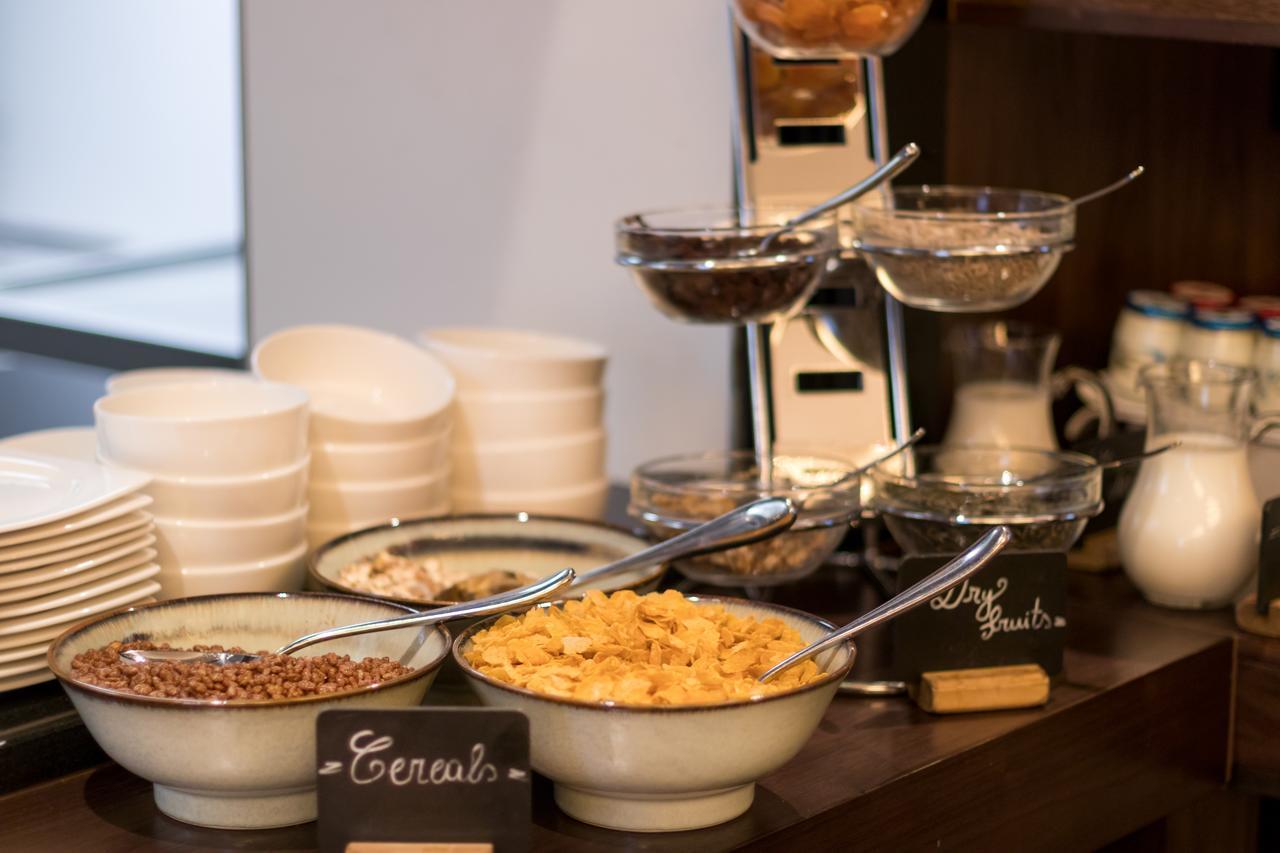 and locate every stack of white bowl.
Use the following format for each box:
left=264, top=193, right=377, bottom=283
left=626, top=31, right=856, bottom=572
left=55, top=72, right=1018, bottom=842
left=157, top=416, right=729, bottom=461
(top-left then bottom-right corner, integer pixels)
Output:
left=251, top=325, right=455, bottom=549
left=94, top=373, right=311, bottom=597
left=419, top=328, right=608, bottom=518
